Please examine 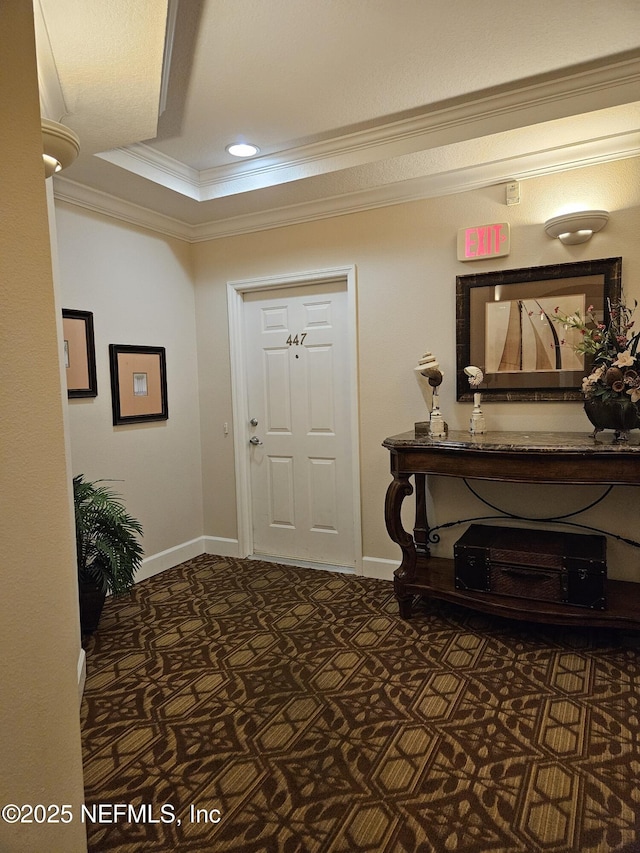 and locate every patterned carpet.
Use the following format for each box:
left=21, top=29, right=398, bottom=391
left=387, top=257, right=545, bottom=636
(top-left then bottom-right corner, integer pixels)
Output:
left=81, top=554, right=640, bottom=852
